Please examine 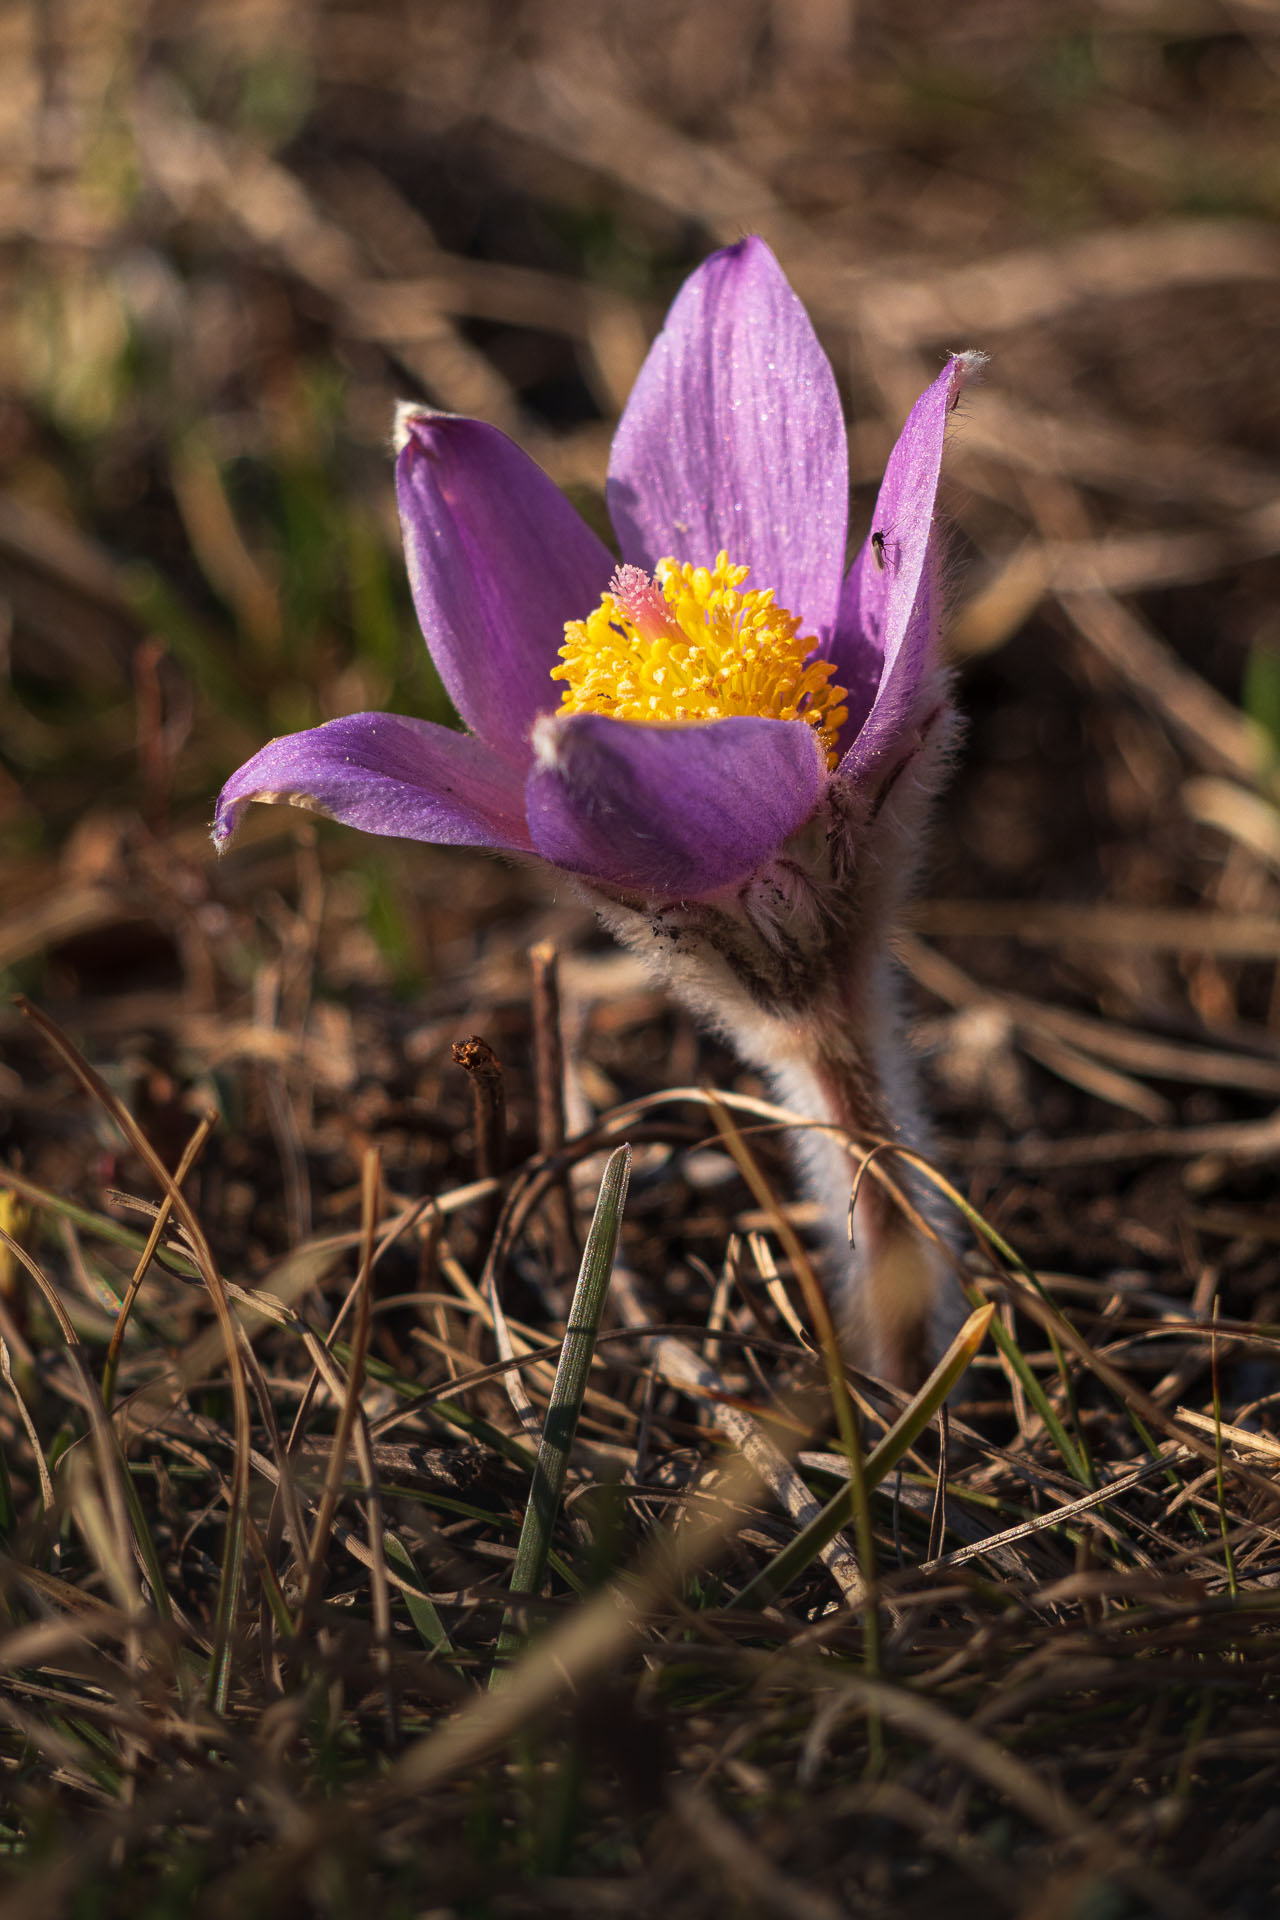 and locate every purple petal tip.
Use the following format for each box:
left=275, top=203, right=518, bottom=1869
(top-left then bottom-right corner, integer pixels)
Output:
left=946, top=348, right=988, bottom=402
left=393, top=400, right=452, bottom=457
